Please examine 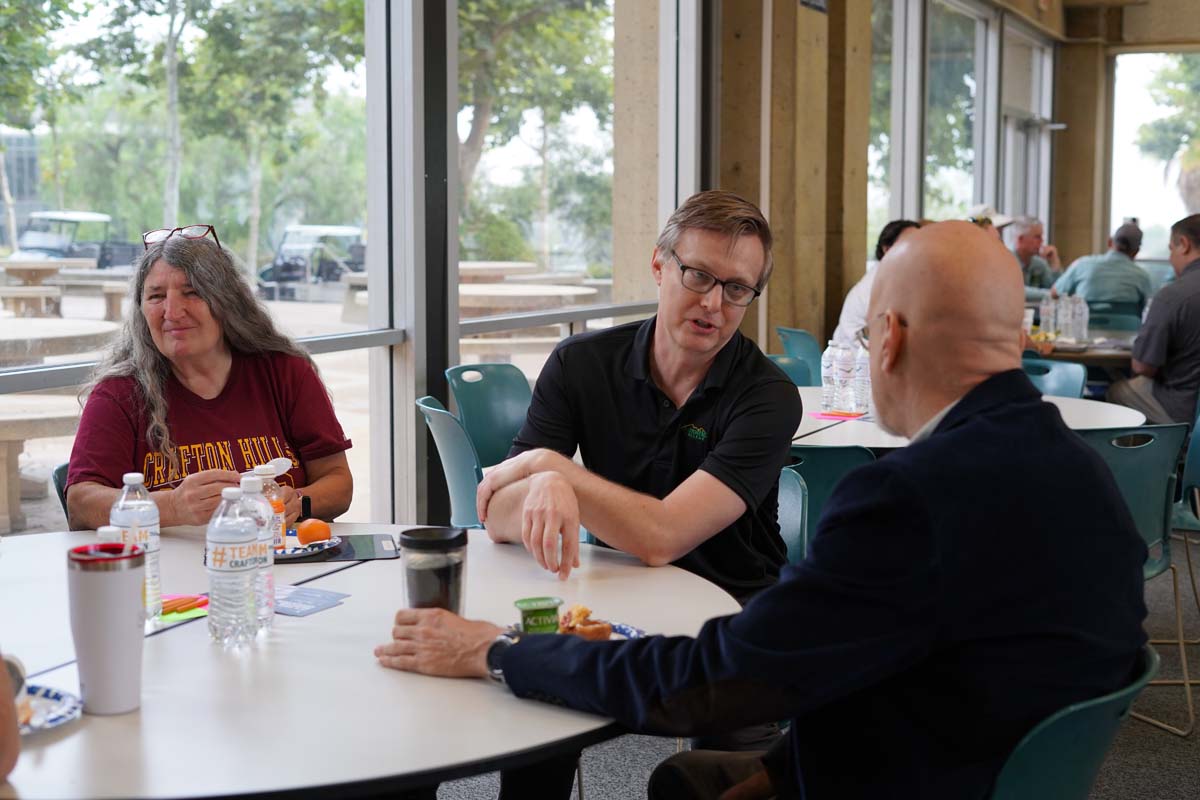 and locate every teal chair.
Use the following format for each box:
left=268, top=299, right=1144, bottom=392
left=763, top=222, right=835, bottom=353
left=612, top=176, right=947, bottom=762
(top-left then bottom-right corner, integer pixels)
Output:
left=1087, top=313, right=1141, bottom=332
left=445, top=363, right=532, bottom=468
left=1021, top=357, right=1086, bottom=398
left=775, top=327, right=823, bottom=387
left=415, top=396, right=484, bottom=528
left=788, top=445, right=874, bottom=548
left=767, top=355, right=812, bottom=387
left=777, top=466, right=808, bottom=564
left=53, top=462, right=69, bottom=517
left=1168, top=413, right=1200, bottom=656
left=988, top=646, right=1159, bottom=799
left=1086, top=300, right=1143, bottom=317
left=1078, top=424, right=1193, bottom=736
